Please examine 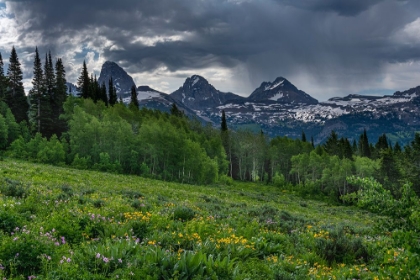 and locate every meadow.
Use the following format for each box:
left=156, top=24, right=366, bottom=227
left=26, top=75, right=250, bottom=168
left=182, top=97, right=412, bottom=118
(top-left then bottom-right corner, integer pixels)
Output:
left=0, top=159, right=418, bottom=279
